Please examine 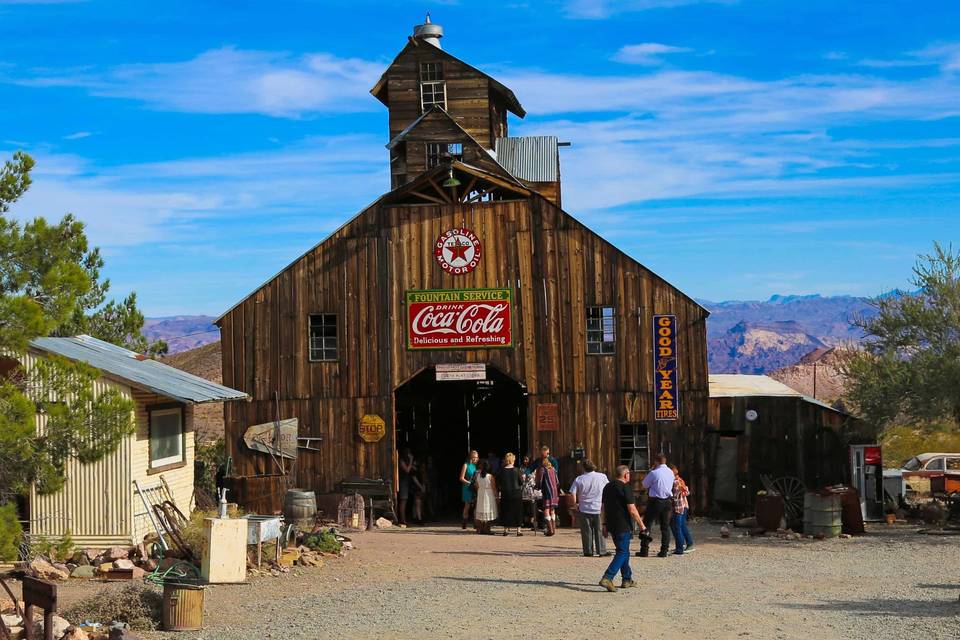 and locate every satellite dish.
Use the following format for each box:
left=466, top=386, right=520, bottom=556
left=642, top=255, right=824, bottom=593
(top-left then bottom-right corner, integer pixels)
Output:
left=745, top=409, right=758, bottom=422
